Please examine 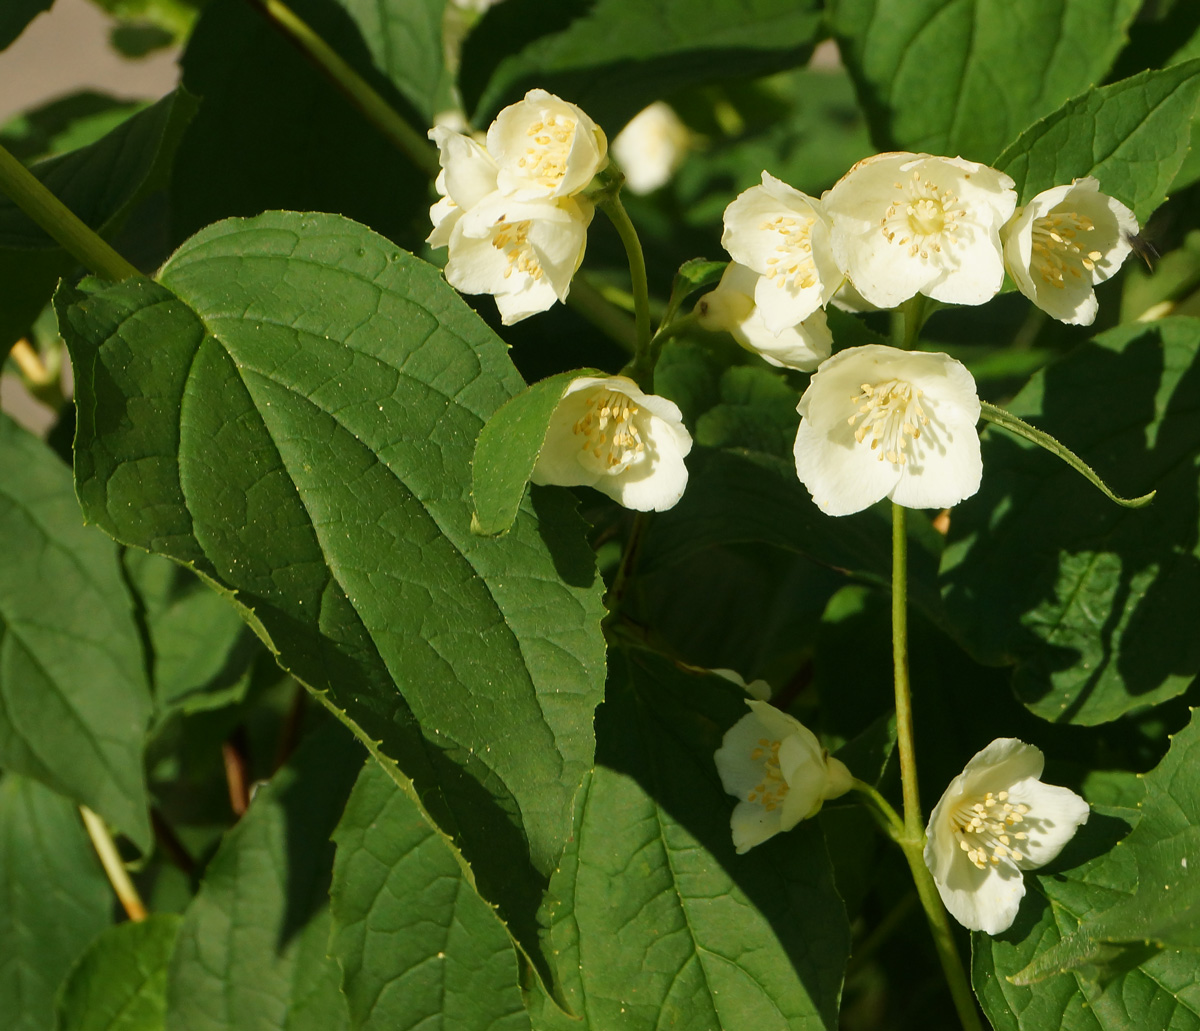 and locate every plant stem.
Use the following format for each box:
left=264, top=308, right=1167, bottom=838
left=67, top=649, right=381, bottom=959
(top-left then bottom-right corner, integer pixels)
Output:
left=889, top=501, right=982, bottom=1031
left=891, top=502, right=920, bottom=838
left=80, top=807, right=147, bottom=922
left=246, top=0, right=439, bottom=179
left=0, top=142, right=139, bottom=282
left=567, top=273, right=637, bottom=352
left=598, top=189, right=653, bottom=389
